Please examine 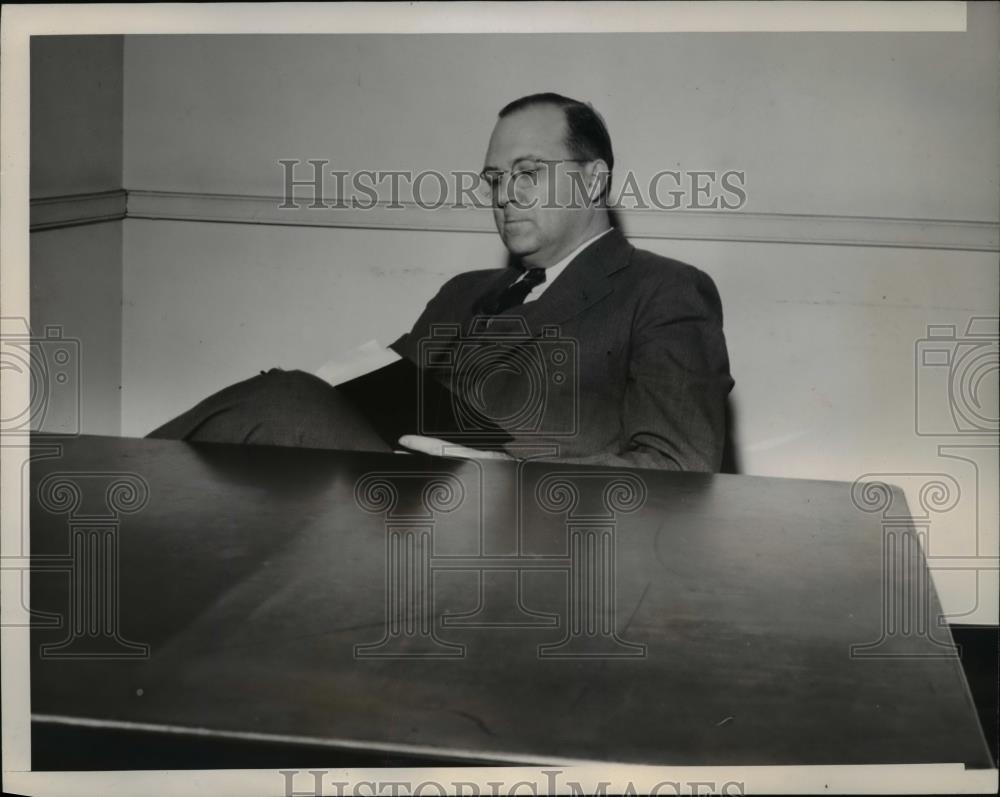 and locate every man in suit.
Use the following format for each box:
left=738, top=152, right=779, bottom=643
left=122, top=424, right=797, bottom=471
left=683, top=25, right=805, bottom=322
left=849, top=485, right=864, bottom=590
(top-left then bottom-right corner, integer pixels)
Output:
left=149, top=92, right=734, bottom=472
